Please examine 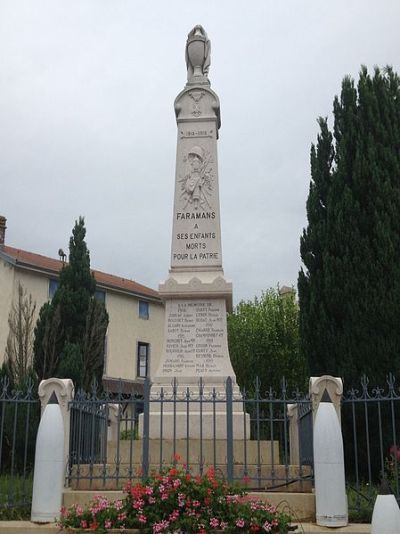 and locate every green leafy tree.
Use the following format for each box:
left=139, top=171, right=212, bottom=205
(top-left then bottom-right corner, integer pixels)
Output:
left=33, top=217, right=108, bottom=389
left=298, top=66, right=400, bottom=385
left=227, top=288, right=307, bottom=395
